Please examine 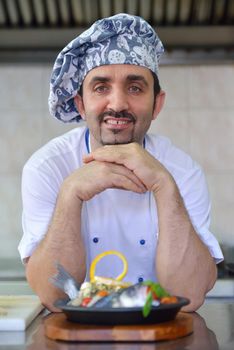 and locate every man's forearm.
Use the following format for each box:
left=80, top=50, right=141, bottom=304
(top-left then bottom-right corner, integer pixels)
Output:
left=154, top=176, right=217, bottom=311
left=26, top=184, right=86, bottom=312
